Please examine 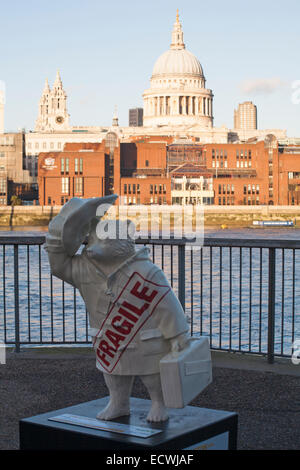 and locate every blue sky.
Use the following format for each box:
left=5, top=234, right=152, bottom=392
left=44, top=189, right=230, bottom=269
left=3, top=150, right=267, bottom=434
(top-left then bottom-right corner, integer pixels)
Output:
left=1, top=0, right=299, bottom=136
